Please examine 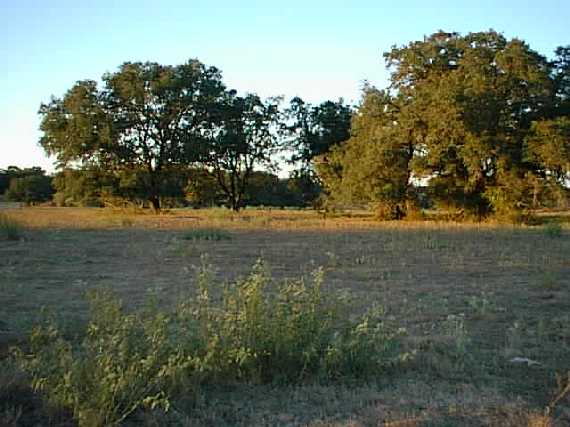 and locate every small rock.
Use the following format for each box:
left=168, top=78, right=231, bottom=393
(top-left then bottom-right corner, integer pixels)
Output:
left=509, top=357, right=541, bottom=366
